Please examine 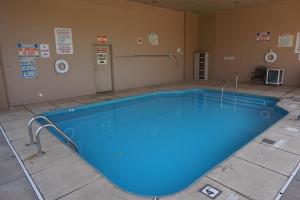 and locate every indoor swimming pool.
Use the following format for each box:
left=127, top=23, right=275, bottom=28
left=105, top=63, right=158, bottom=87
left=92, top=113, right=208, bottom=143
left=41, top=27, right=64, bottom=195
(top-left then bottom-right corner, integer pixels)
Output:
left=42, top=89, right=288, bottom=197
